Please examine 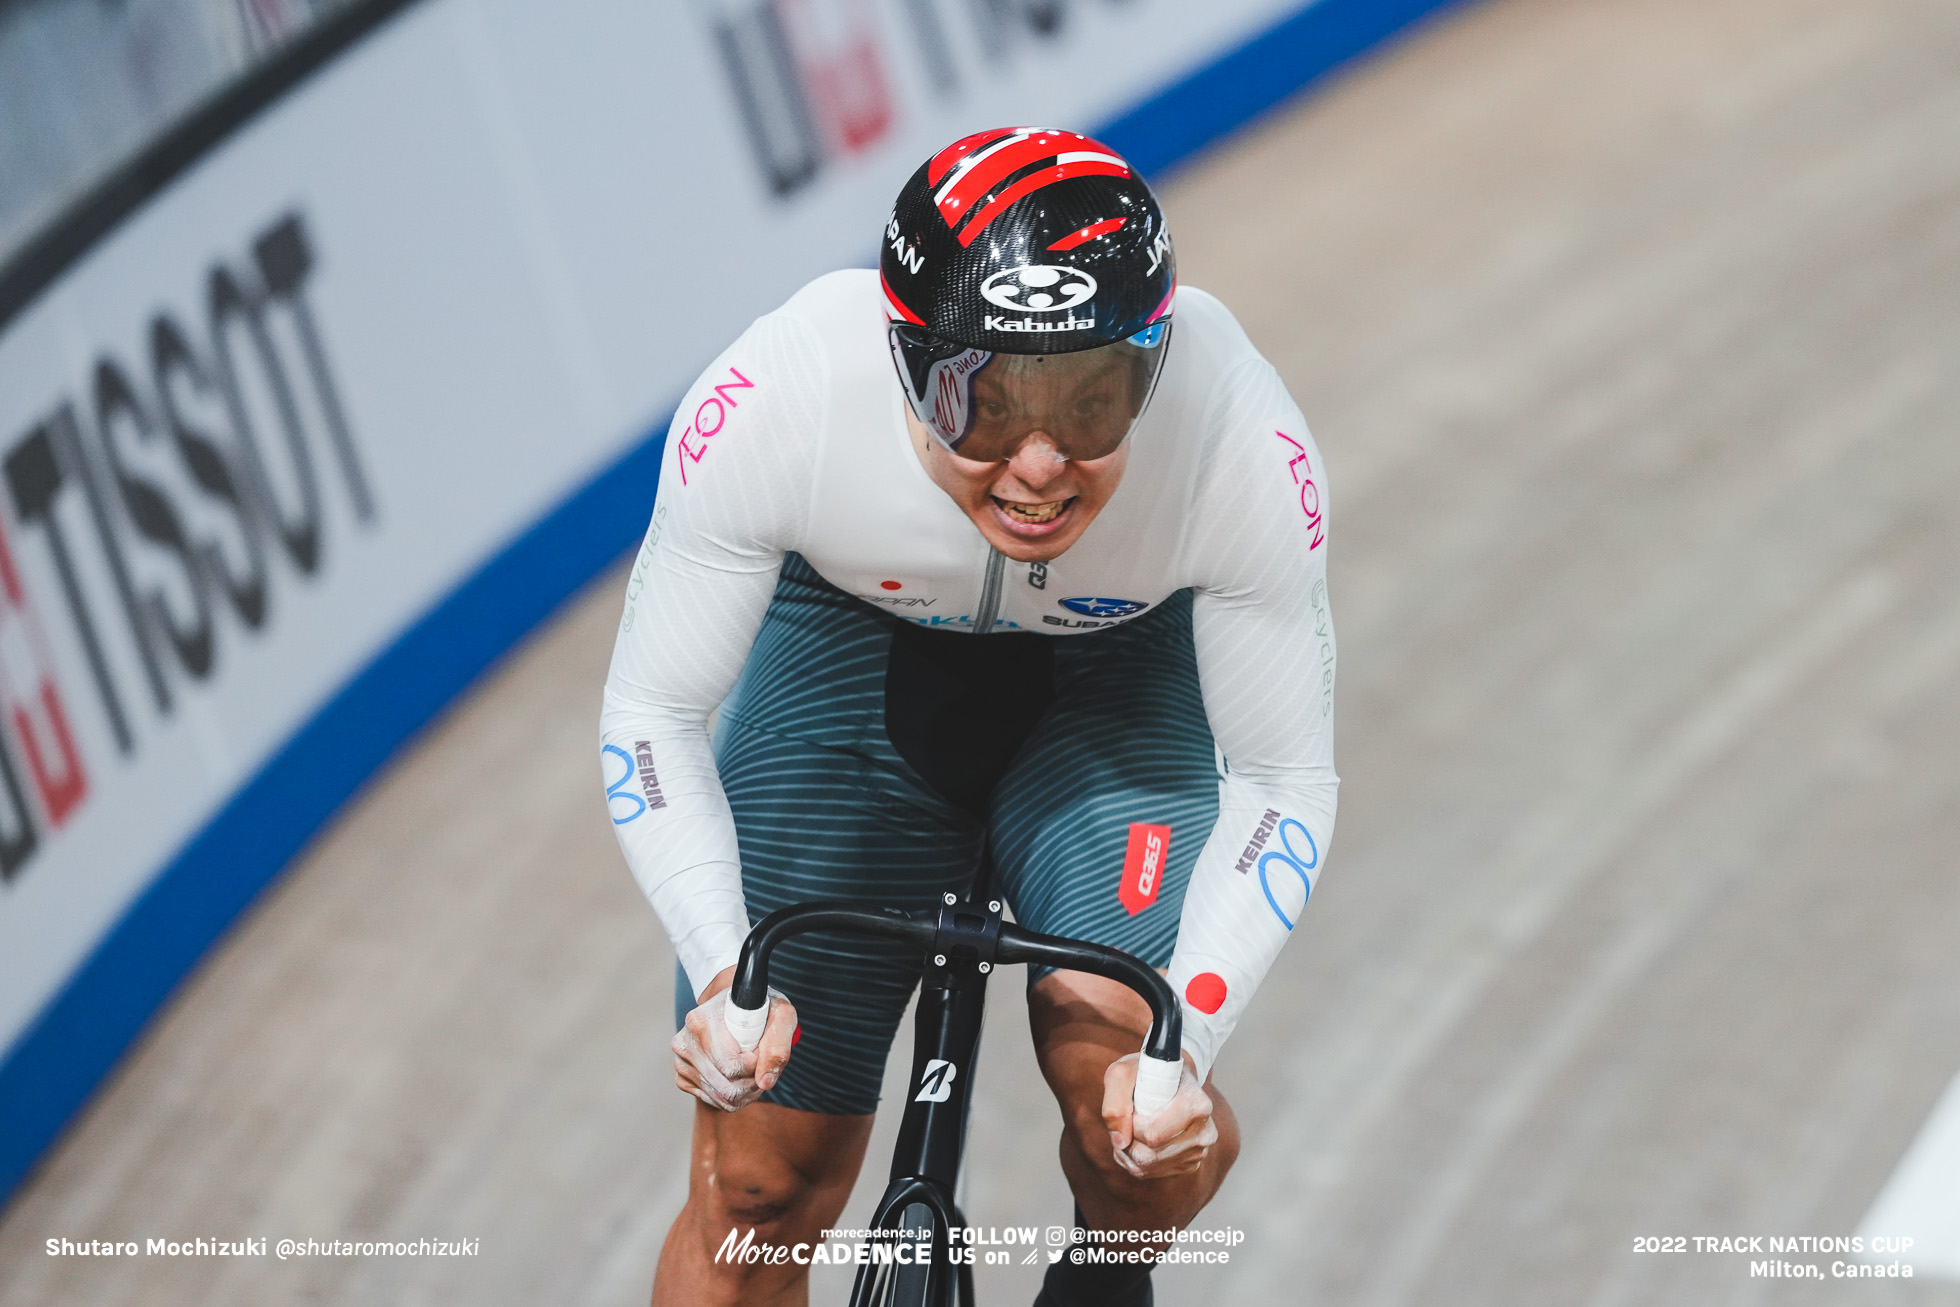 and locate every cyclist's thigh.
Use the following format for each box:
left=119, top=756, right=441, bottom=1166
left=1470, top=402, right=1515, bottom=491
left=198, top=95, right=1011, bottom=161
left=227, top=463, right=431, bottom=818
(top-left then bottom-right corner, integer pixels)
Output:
left=678, top=555, right=981, bottom=1116
left=989, top=589, right=1218, bottom=971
